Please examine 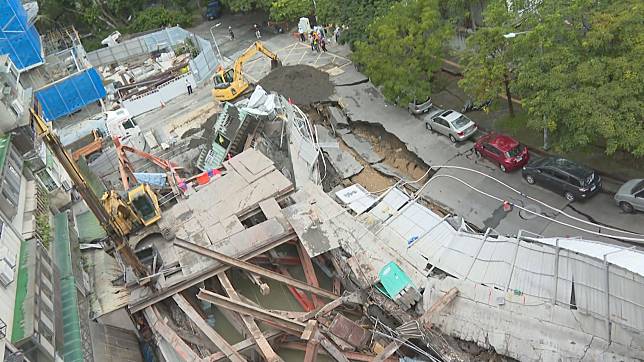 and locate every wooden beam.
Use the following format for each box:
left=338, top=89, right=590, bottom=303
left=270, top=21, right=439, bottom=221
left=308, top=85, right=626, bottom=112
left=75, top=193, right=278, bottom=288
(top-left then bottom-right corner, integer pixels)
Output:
left=218, top=273, right=284, bottom=362
left=281, top=342, right=399, bottom=362
left=205, top=330, right=283, bottom=362
left=297, top=242, right=324, bottom=308
left=172, top=294, right=247, bottom=362
left=303, top=336, right=320, bottom=362
left=129, top=226, right=296, bottom=313
left=421, top=287, right=459, bottom=329
left=174, top=238, right=338, bottom=300
left=197, top=289, right=307, bottom=335
left=143, top=307, right=200, bottom=362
